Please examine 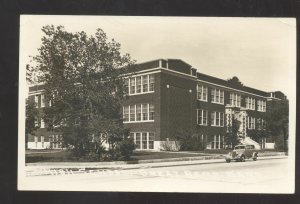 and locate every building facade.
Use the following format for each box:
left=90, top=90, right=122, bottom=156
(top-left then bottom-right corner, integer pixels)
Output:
left=27, top=59, right=287, bottom=150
